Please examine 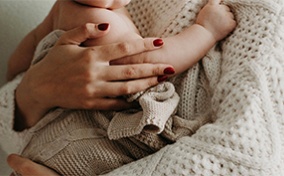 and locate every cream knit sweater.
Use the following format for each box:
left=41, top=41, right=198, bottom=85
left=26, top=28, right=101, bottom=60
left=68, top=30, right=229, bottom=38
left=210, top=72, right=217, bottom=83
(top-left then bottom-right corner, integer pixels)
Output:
left=1, top=0, right=284, bottom=175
